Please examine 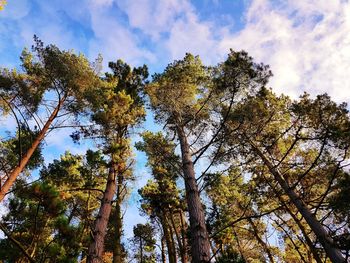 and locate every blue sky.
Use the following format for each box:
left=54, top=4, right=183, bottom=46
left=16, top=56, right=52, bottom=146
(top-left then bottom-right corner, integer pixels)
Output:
left=1, top=0, right=350, bottom=99
left=1, top=0, right=350, bottom=241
